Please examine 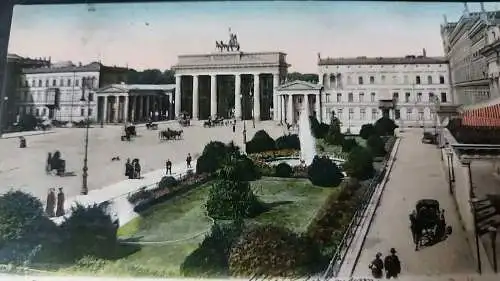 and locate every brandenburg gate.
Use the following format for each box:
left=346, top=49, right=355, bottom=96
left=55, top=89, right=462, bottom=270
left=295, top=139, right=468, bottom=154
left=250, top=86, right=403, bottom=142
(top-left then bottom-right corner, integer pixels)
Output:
left=171, top=32, right=289, bottom=121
